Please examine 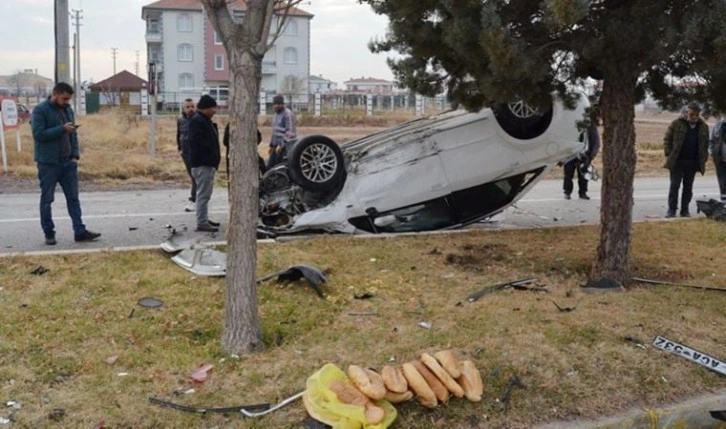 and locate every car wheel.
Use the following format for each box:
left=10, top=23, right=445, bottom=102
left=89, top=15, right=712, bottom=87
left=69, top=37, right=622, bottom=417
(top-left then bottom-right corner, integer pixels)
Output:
left=287, top=135, right=345, bottom=192
left=260, top=164, right=291, bottom=194
left=492, top=100, right=553, bottom=140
